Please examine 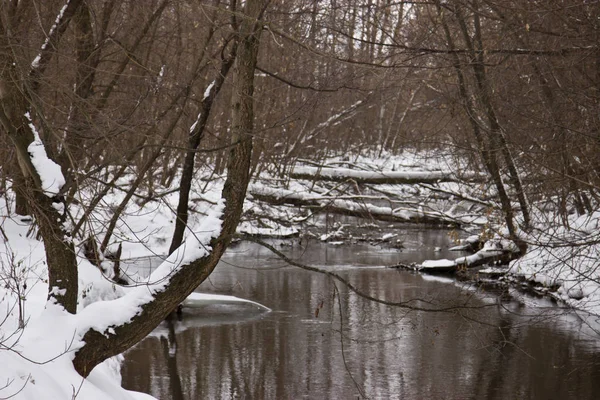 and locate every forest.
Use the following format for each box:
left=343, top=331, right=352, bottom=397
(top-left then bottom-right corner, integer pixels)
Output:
left=1, top=0, right=599, bottom=398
